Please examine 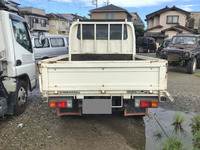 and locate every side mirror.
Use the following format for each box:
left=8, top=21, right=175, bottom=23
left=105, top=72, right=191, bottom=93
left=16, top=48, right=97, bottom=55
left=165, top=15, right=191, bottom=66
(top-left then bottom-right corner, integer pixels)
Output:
left=38, top=32, right=46, bottom=47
